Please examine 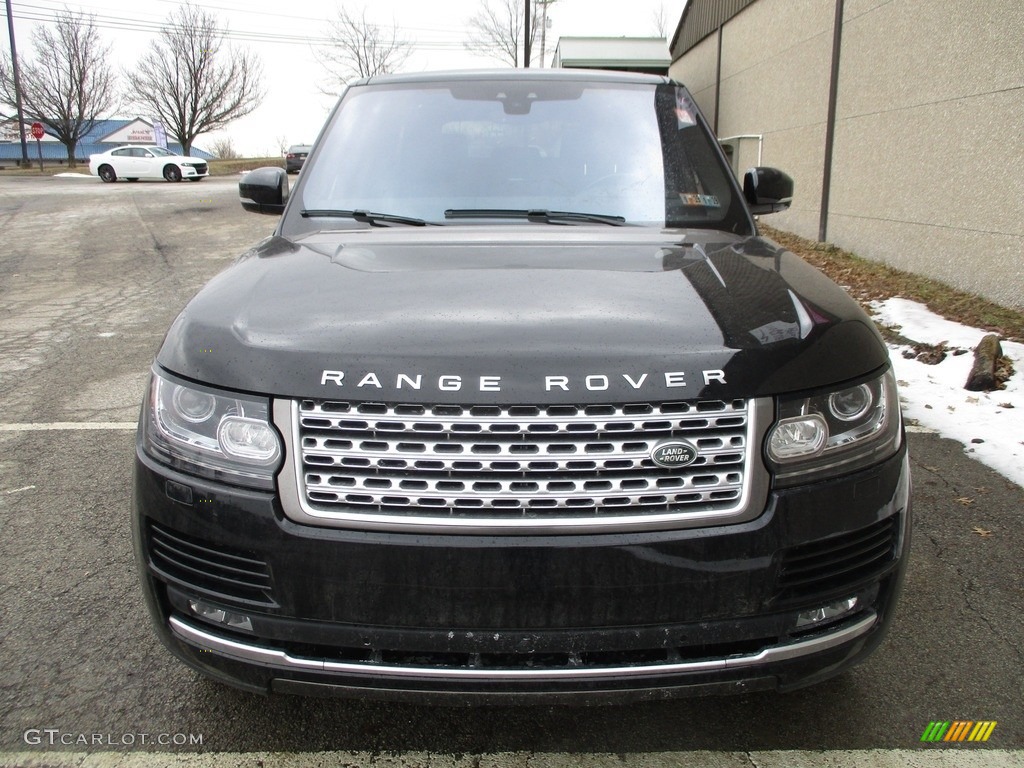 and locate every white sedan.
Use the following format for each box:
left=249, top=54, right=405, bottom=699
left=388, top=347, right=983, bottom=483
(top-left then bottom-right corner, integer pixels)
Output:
left=89, top=145, right=209, bottom=183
